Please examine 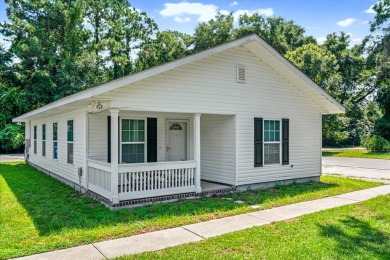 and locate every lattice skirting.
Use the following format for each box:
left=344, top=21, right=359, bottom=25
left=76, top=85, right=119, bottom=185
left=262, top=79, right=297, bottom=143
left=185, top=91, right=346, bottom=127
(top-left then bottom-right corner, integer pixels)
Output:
left=86, top=186, right=236, bottom=209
